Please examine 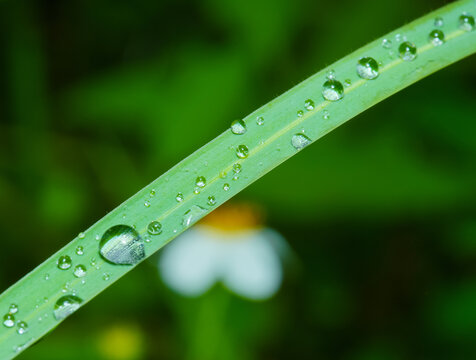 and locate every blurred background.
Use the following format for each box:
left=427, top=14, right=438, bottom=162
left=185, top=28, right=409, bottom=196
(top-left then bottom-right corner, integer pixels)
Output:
left=1, top=0, right=475, bottom=359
